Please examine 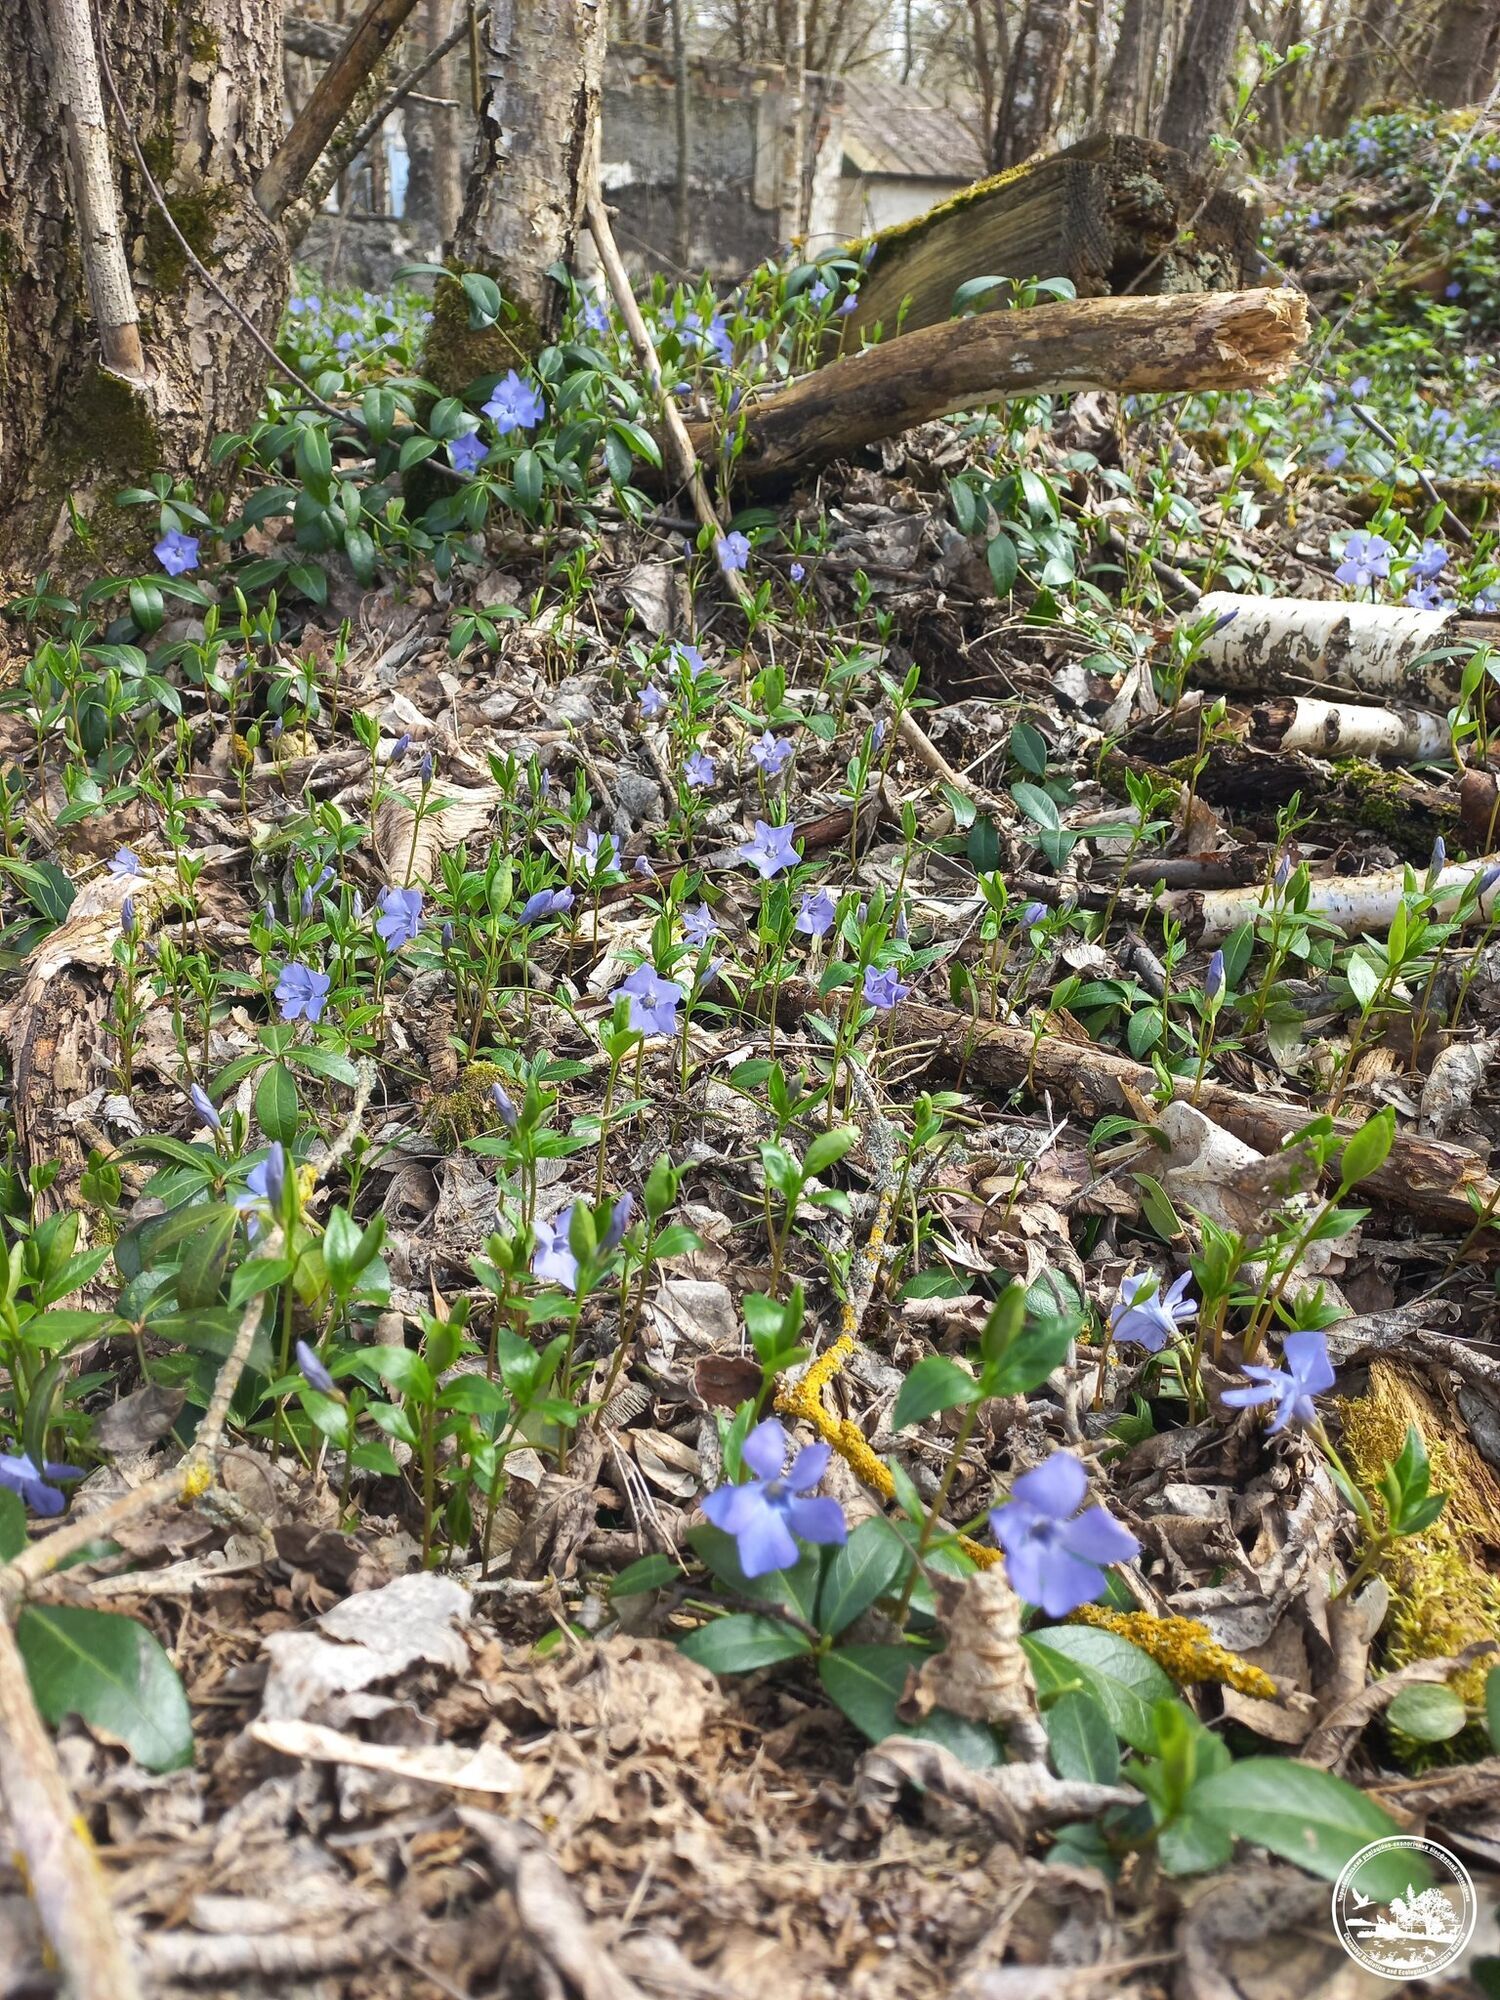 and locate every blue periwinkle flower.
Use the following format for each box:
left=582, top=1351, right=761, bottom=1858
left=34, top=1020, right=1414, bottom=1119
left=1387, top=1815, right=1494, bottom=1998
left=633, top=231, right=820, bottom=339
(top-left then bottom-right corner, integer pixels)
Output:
left=532, top=1206, right=579, bottom=1292
left=0, top=1450, right=85, bottom=1517
left=613, top=964, right=685, bottom=1037
left=274, top=961, right=331, bottom=1023
left=483, top=370, right=545, bottom=434
left=738, top=819, right=800, bottom=879
left=988, top=1450, right=1139, bottom=1617
left=375, top=886, right=423, bottom=949
left=1110, top=1270, right=1196, bottom=1351
left=700, top=1418, right=846, bottom=1577
left=154, top=530, right=200, bottom=576
left=296, top=1340, right=335, bottom=1394
left=716, top=531, right=751, bottom=574
left=1221, top=1330, right=1334, bottom=1433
